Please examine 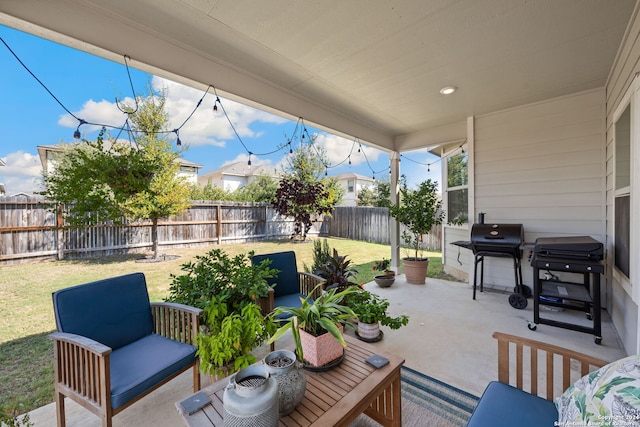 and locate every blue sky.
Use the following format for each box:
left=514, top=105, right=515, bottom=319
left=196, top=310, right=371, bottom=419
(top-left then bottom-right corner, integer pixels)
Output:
left=0, top=24, right=441, bottom=196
